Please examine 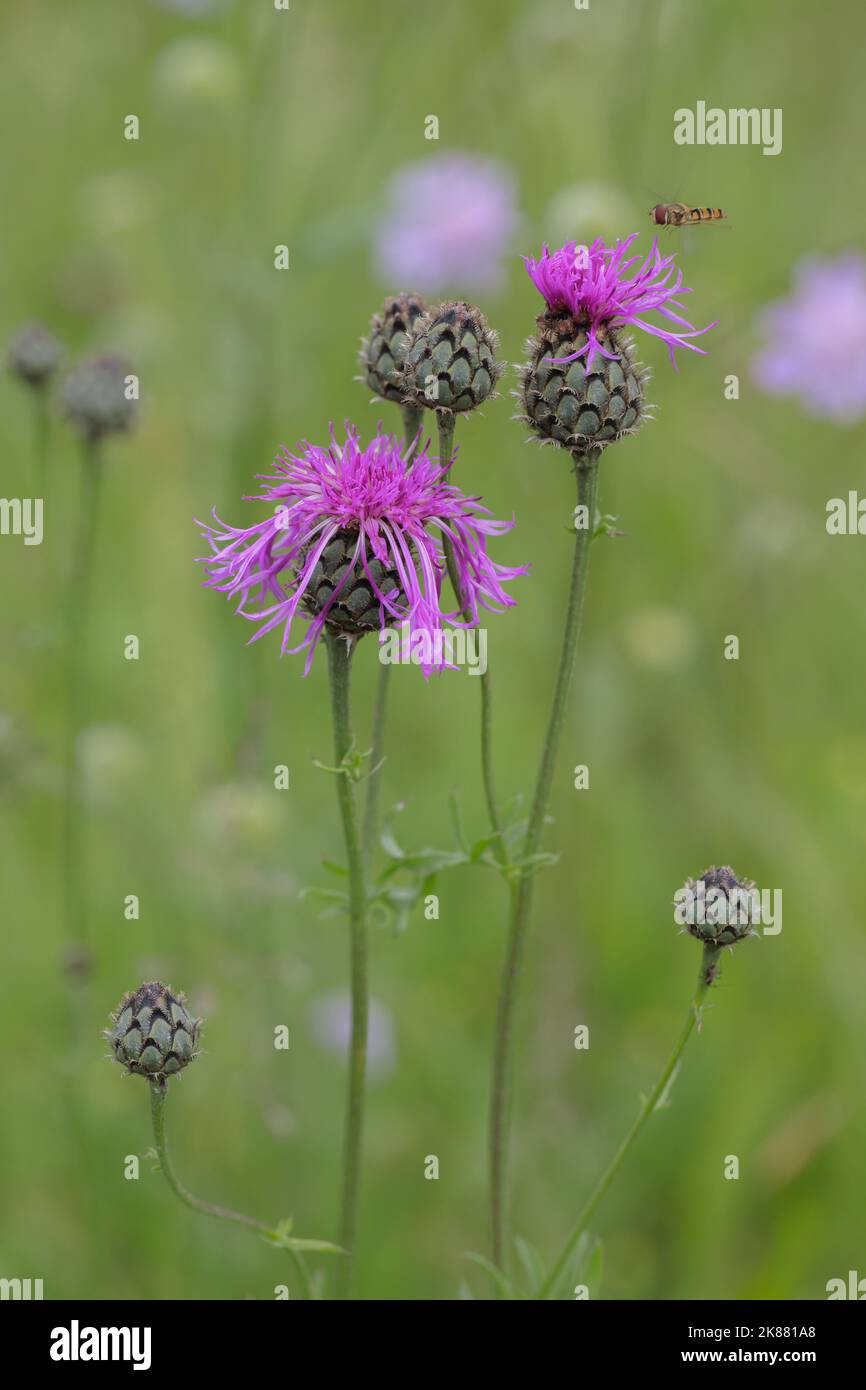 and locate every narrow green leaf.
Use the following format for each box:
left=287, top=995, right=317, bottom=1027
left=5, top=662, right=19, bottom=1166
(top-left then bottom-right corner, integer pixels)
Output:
left=463, top=1251, right=514, bottom=1299
left=584, top=1238, right=604, bottom=1295
left=448, top=793, right=469, bottom=853
left=514, top=1234, right=545, bottom=1293
left=321, top=859, right=348, bottom=877
left=265, top=1232, right=346, bottom=1256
